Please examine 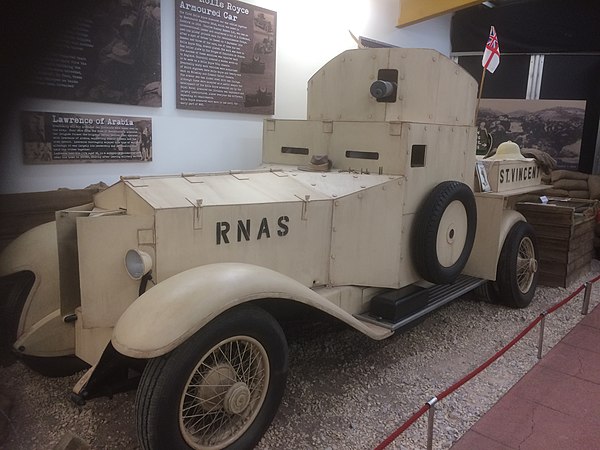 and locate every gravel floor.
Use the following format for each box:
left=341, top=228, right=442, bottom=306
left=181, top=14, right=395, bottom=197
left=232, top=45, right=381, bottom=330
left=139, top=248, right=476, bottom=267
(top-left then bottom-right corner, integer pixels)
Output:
left=1, top=260, right=599, bottom=450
